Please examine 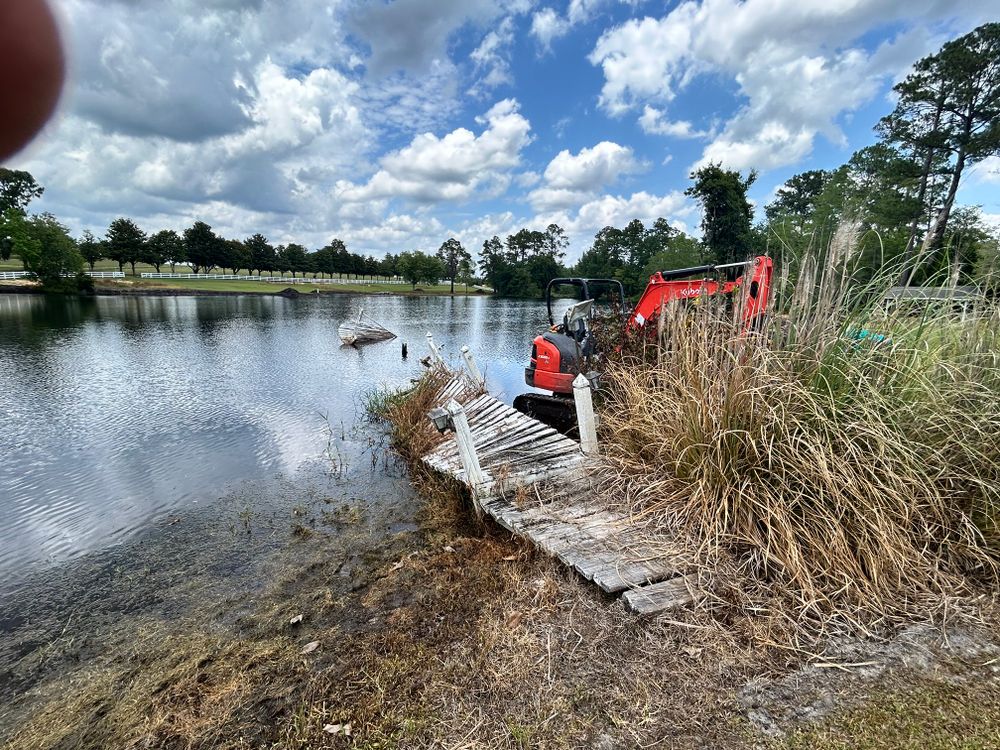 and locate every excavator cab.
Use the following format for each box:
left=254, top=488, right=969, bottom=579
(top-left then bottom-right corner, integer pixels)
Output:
left=513, top=278, right=624, bottom=430
left=514, top=256, right=773, bottom=432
